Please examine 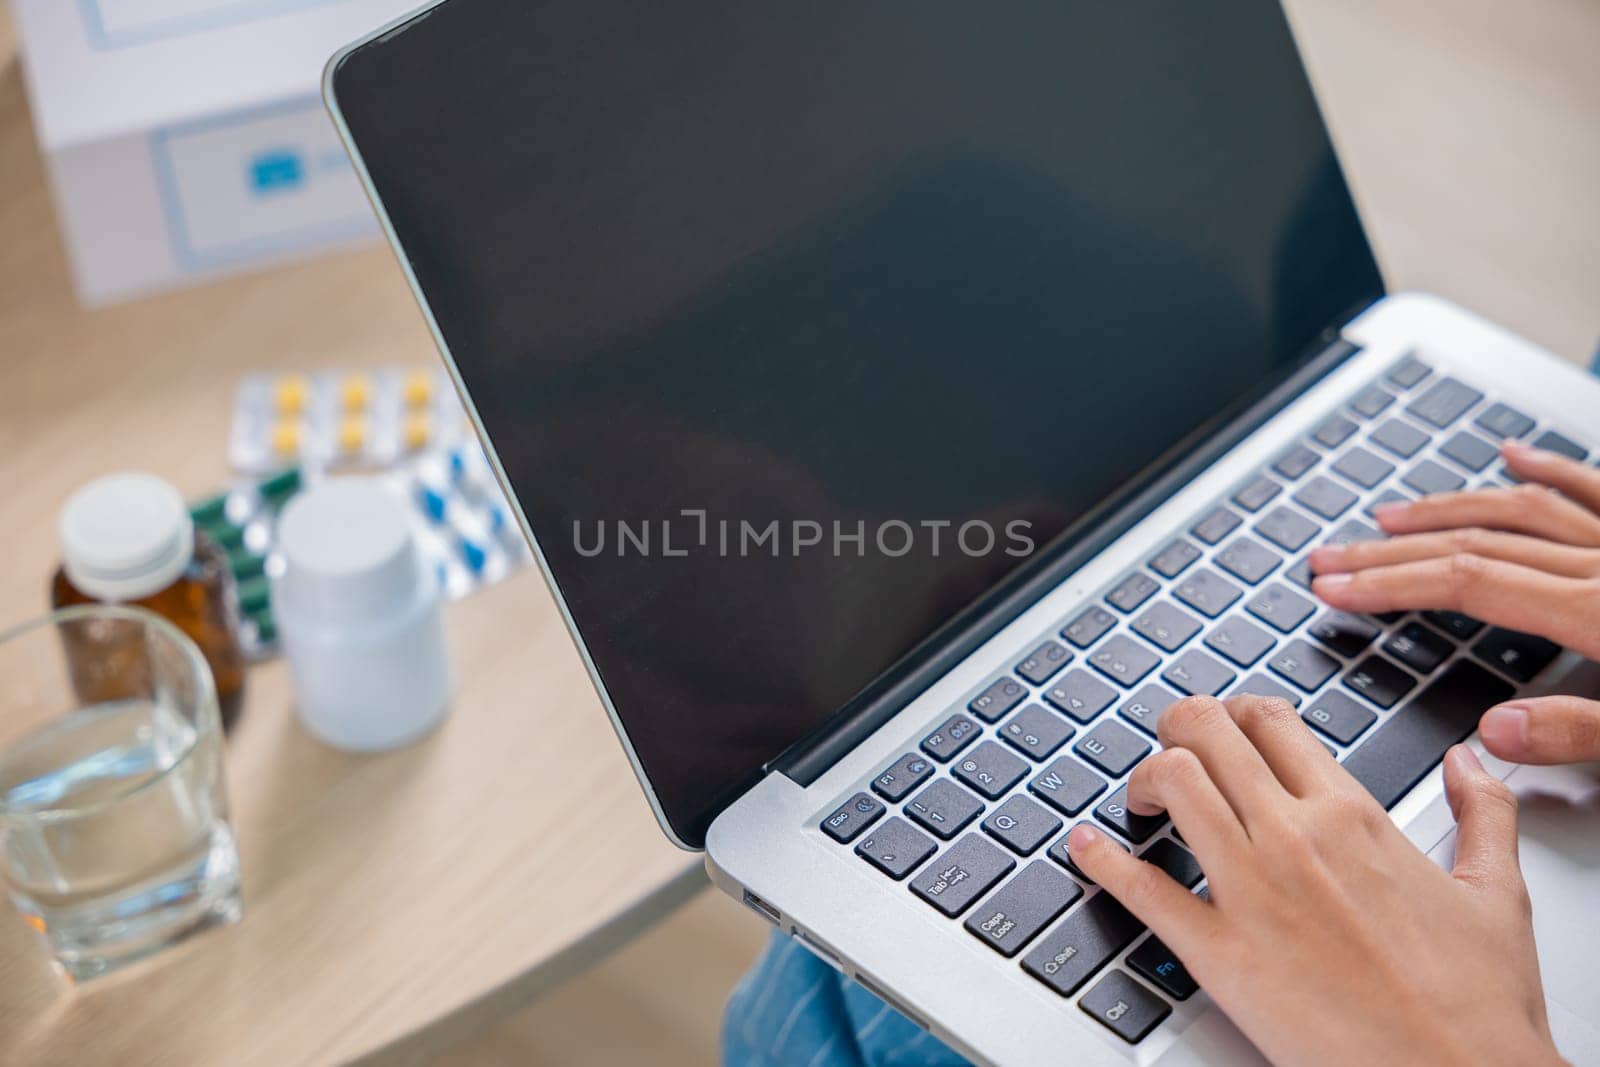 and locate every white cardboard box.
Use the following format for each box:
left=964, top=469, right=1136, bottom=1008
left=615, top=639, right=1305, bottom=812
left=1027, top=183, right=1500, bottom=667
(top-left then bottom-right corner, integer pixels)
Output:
left=11, top=0, right=419, bottom=305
